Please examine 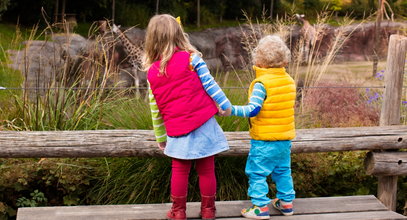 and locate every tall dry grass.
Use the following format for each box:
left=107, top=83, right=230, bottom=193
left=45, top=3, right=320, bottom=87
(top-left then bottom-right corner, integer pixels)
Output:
left=2, top=19, right=143, bottom=131
left=239, top=11, right=369, bottom=117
